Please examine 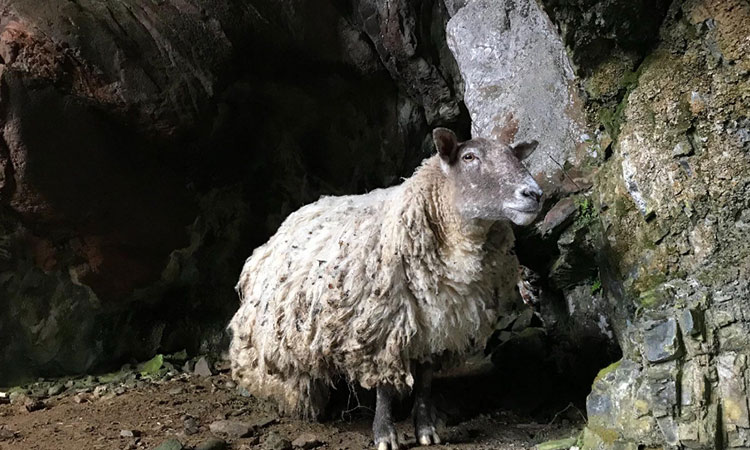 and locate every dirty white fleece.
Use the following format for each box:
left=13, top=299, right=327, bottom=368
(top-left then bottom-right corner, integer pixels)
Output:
left=228, top=155, right=520, bottom=418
